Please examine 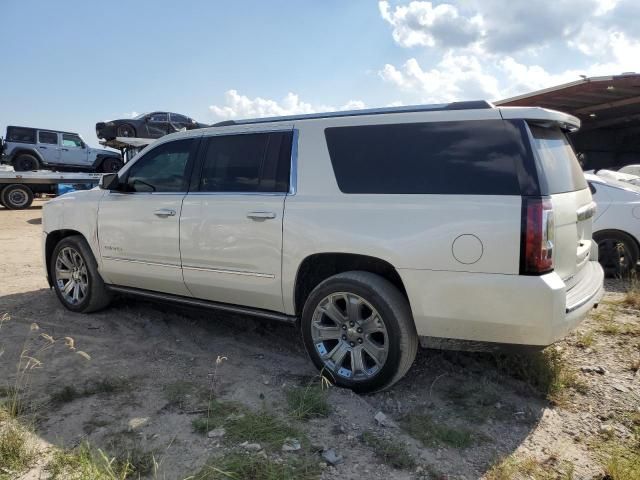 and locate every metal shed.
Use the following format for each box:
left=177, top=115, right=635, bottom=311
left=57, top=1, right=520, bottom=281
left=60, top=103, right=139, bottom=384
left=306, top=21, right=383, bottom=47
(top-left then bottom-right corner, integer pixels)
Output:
left=496, top=73, right=640, bottom=170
